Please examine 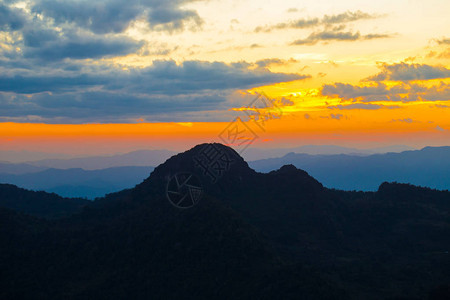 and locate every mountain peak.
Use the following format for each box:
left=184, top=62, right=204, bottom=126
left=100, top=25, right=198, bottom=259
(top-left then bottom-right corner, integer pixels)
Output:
left=277, top=164, right=298, bottom=173
left=137, top=143, right=255, bottom=194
